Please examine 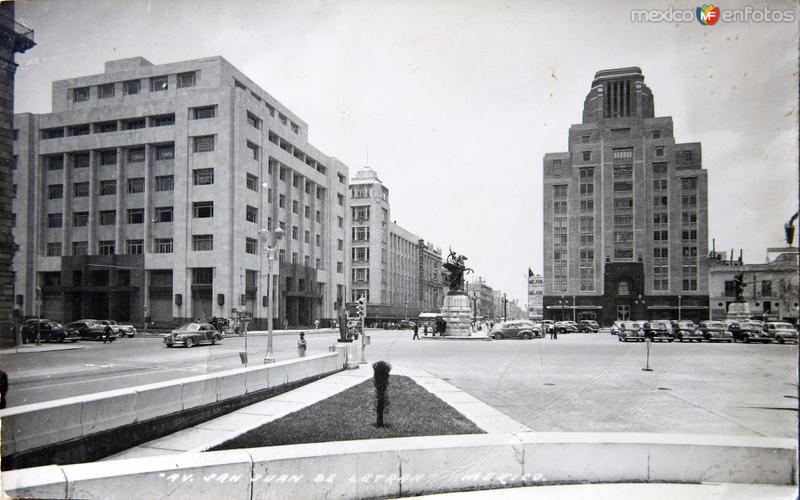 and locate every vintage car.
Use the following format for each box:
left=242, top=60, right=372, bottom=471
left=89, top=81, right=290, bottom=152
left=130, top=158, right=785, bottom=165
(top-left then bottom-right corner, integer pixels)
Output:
left=67, top=319, right=118, bottom=341
left=727, top=320, right=770, bottom=343
left=554, top=321, right=578, bottom=334
left=102, top=320, right=137, bottom=338
left=21, top=319, right=79, bottom=343
left=672, top=320, right=702, bottom=342
left=643, top=320, right=674, bottom=342
left=541, top=320, right=555, bottom=333
left=490, top=320, right=542, bottom=340
left=618, top=321, right=646, bottom=342
left=164, top=322, right=223, bottom=347
left=577, top=320, right=600, bottom=333
left=609, top=320, right=625, bottom=335
left=696, top=321, right=733, bottom=342
left=763, top=322, right=798, bottom=344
